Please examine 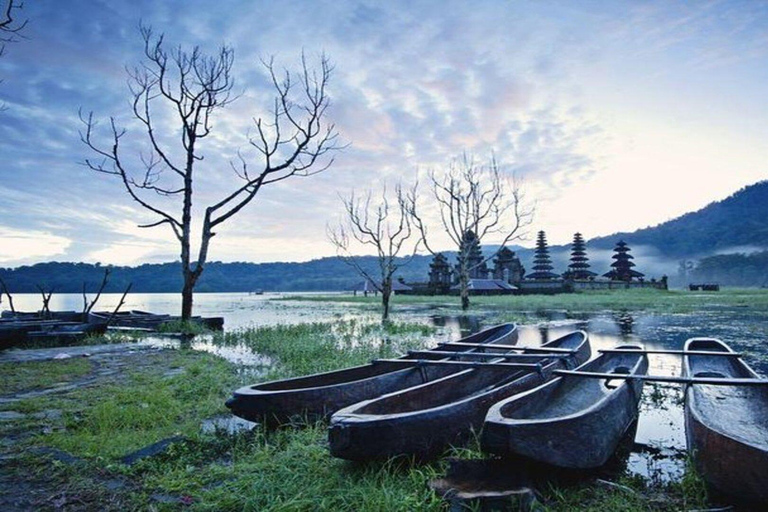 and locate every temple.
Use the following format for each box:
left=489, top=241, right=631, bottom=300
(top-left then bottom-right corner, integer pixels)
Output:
left=399, top=230, right=666, bottom=295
